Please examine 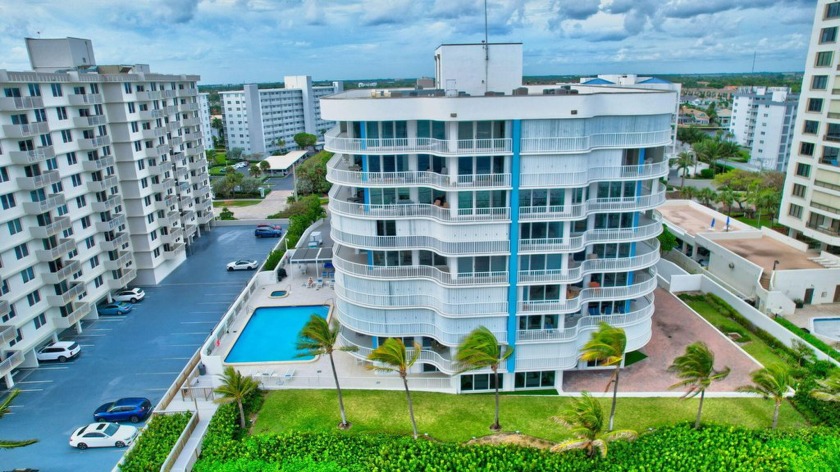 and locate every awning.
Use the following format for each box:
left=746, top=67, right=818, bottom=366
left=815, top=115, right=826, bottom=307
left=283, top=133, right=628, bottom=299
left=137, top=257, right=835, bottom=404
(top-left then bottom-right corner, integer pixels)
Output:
left=289, top=247, right=333, bottom=264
